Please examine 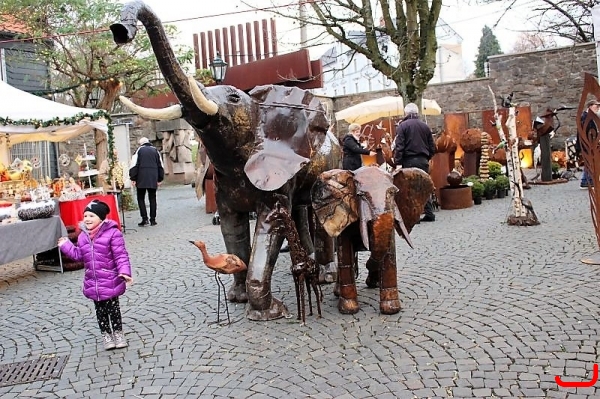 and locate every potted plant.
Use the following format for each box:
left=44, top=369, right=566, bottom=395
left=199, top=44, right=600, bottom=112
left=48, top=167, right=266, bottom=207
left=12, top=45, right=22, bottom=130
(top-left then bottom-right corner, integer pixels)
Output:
left=488, top=161, right=503, bottom=179
left=483, top=178, right=496, bottom=200
left=495, top=175, right=510, bottom=198
left=551, top=162, right=560, bottom=179
left=470, top=181, right=484, bottom=205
